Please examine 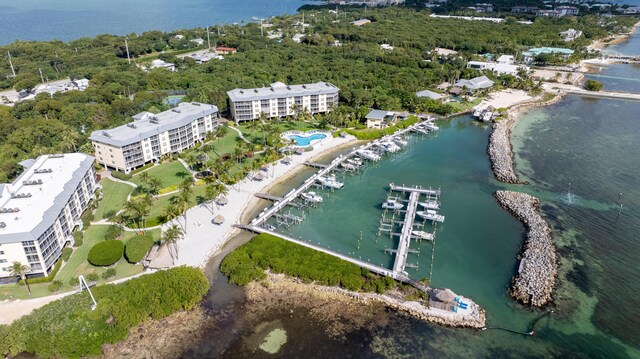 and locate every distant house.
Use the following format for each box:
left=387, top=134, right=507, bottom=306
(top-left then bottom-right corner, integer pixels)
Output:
left=522, top=47, right=574, bottom=63
left=623, top=6, right=640, bottom=14
left=174, top=34, right=184, bottom=40
left=190, top=38, right=205, bottom=46
left=433, top=47, right=458, bottom=57
left=416, top=89, right=444, bottom=101
left=496, top=55, right=515, bottom=65
left=185, top=52, right=224, bottom=64
left=559, top=29, right=583, bottom=42
left=468, top=59, right=527, bottom=76
left=215, top=46, right=237, bottom=54
left=293, top=33, right=305, bottom=43
left=556, top=6, right=579, bottom=16
left=150, top=59, right=176, bottom=72
left=467, top=61, right=492, bottom=71
left=452, top=76, right=494, bottom=94
left=380, top=43, right=394, bottom=51
left=352, top=19, right=372, bottom=26
left=365, top=110, right=397, bottom=129
left=469, top=3, right=493, bottom=12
